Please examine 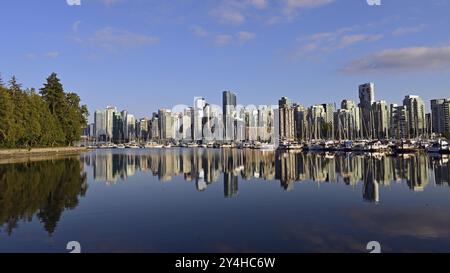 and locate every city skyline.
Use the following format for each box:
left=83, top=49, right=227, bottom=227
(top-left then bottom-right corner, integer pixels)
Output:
left=1, top=1, right=450, bottom=119
left=89, top=83, right=450, bottom=146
